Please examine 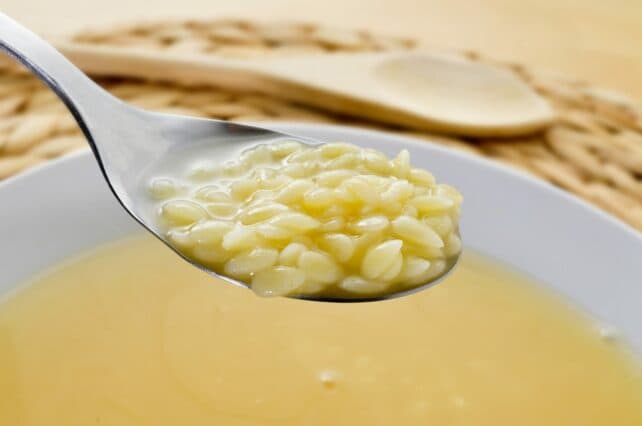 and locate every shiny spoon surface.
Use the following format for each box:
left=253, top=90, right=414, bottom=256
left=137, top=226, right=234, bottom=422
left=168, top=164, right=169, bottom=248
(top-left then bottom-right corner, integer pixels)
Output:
left=0, top=13, right=460, bottom=302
